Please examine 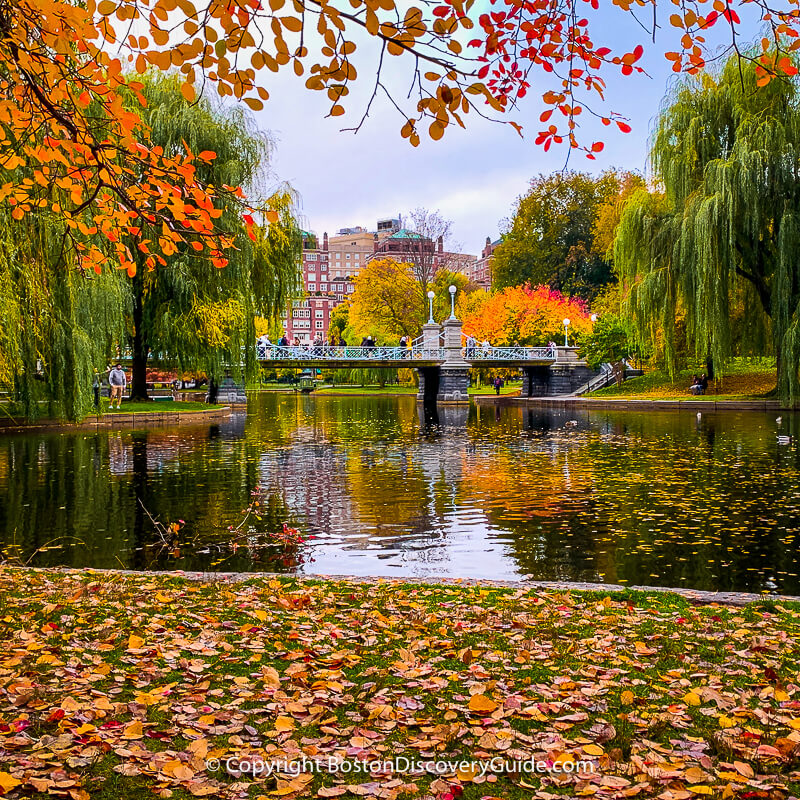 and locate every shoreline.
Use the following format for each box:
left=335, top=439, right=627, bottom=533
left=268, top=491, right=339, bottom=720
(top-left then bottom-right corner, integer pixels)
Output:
left=474, top=395, right=793, bottom=411
left=0, top=404, right=234, bottom=434
left=14, top=565, right=798, bottom=607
